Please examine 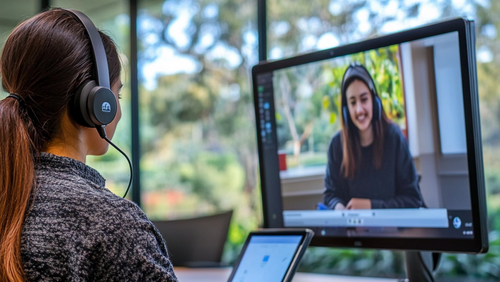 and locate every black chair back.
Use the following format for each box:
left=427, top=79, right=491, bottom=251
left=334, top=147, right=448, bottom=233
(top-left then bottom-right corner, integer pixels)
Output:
left=152, top=210, right=233, bottom=267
